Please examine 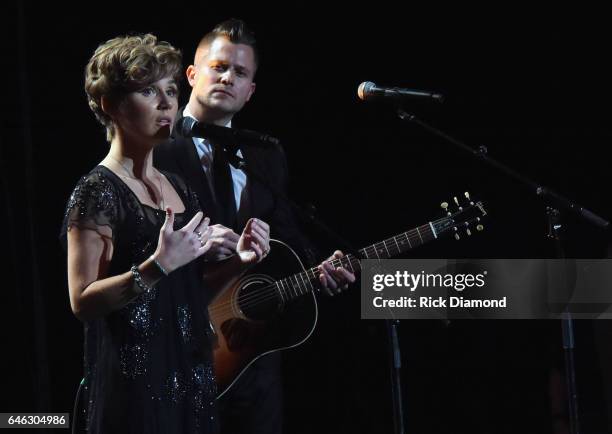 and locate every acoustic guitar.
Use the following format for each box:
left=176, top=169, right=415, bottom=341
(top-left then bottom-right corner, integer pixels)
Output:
left=209, top=194, right=487, bottom=398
